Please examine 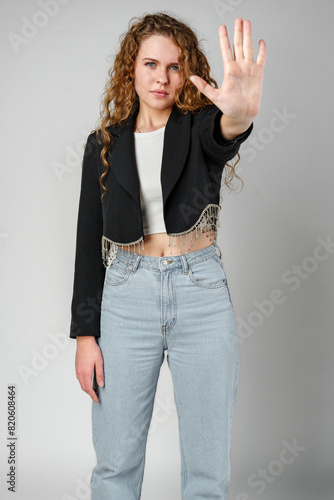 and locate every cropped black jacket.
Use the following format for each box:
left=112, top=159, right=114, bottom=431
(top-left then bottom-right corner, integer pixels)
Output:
left=70, top=104, right=253, bottom=338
